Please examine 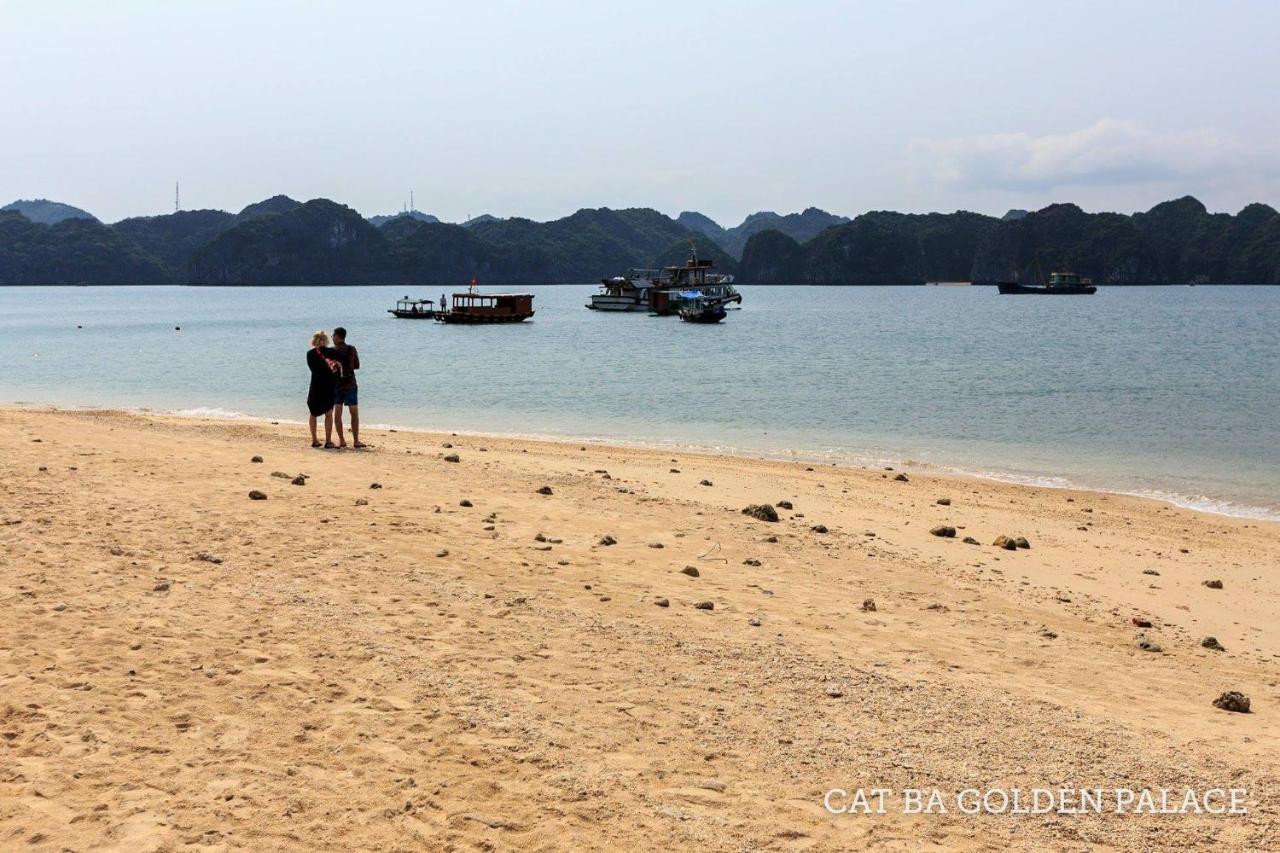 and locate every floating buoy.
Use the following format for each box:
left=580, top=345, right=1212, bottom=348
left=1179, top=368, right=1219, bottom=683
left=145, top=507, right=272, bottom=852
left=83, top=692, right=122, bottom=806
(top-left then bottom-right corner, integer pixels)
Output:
left=174, top=326, right=181, bottom=331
